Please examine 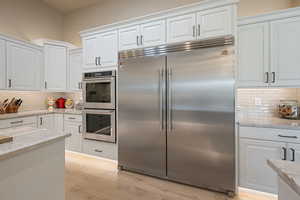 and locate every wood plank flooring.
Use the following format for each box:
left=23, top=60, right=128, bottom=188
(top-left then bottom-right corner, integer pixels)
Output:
left=65, top=152, right=277, bottom=200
